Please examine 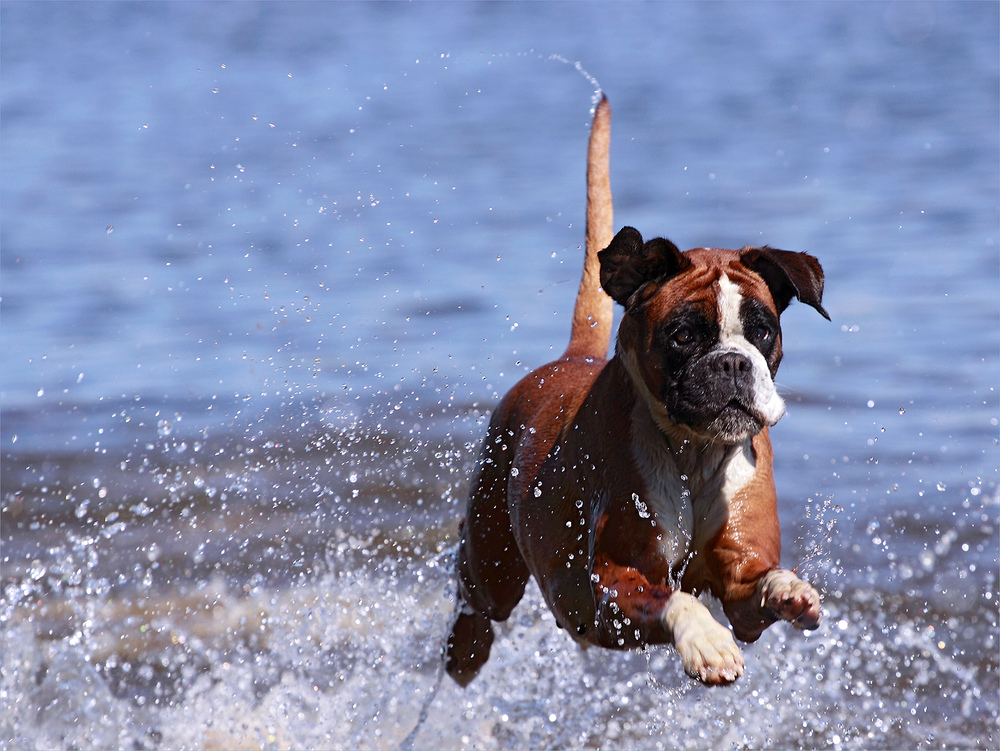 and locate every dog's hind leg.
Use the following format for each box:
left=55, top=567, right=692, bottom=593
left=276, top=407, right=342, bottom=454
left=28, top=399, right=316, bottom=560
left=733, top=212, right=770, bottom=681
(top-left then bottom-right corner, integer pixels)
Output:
left=445, top=598, right=495, bottom=687
left=445, top=421, right=531, bottom=686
